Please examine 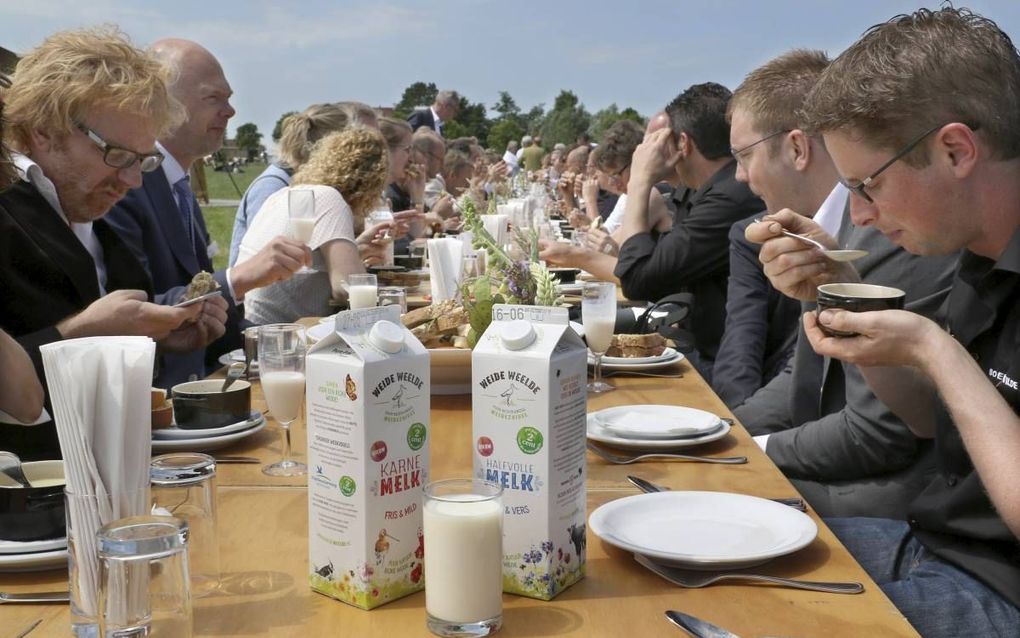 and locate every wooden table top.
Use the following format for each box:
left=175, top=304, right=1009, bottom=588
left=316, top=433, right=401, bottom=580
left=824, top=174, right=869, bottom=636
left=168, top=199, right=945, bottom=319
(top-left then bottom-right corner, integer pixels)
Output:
left=0, top=353, right=920, bottom=638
